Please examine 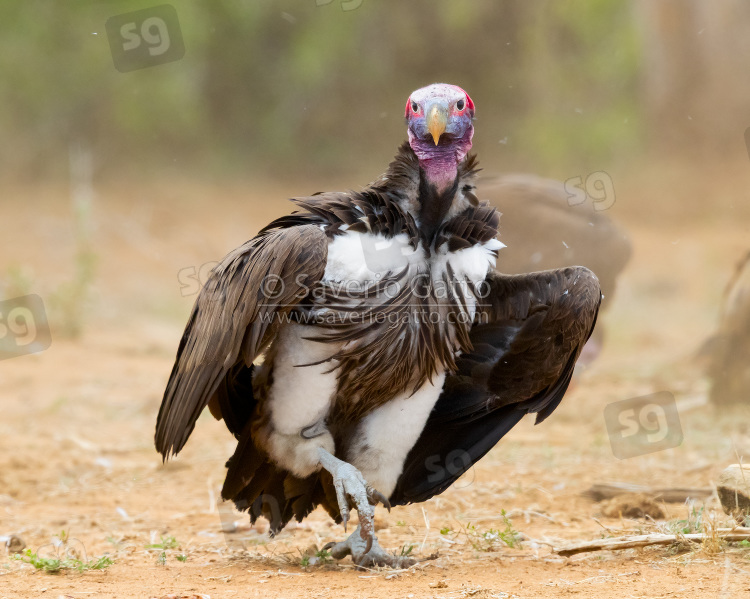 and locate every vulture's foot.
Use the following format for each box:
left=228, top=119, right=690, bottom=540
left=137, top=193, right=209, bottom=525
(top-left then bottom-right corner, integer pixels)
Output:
left=317, top=448, right=390, bottom=553
left=323, top=526, right=416, bottom=569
